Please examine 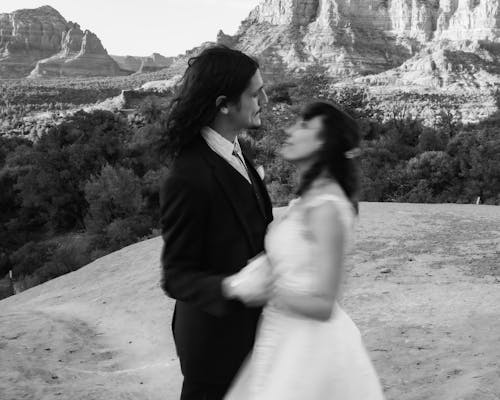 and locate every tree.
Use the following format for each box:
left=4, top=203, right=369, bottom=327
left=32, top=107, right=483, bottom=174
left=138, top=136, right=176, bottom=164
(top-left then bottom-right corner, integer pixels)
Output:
left=402, top=151, right=456, bottom=202
left=447, top=125, right=500, bottom=204
left=10, top=110, right=131, bottom=231
left=417, top=127, right=448, bottom=152
left=84, top=164, right=143, bottom=233
left=10, top=241, right=55, bottom=278
left=359, top=141, right=401, bottom=201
